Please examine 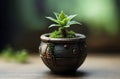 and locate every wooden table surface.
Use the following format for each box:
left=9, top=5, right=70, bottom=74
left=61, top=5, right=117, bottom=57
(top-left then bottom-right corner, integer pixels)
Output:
left=0, top=54, right=120, bottom=79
